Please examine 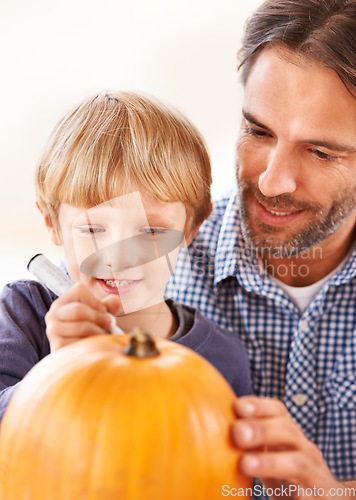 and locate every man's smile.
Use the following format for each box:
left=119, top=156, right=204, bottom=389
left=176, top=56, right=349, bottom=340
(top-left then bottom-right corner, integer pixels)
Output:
left=254, top=199, right=305, bottom=227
